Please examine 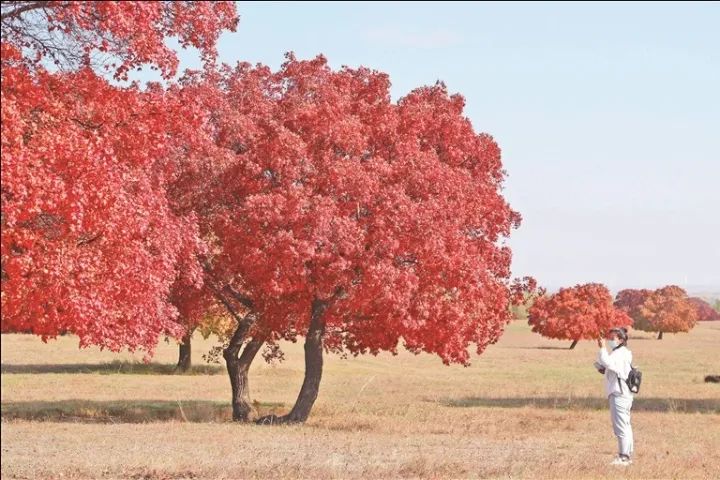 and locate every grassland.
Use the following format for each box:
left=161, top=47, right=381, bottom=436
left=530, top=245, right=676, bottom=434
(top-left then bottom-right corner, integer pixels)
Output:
left=2, top=321, right=719, bottom=479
